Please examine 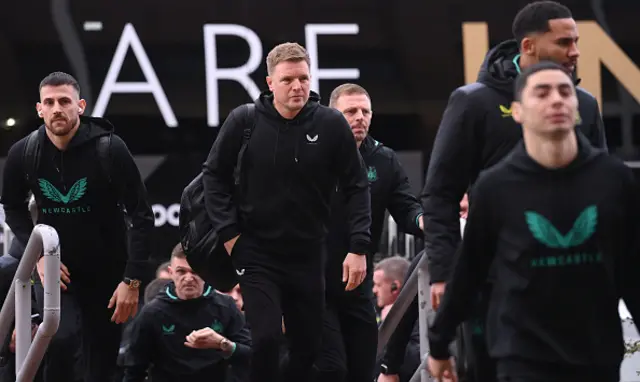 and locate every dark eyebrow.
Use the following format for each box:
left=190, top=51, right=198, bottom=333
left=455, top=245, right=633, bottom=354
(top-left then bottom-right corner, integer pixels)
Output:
left=533, top=84, right=552, bottom=91
left=42, top=96, right=72, bottom=102
left=344, top=106, right=371, bottom=113
left=555, top=36, right=579, bottom=44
